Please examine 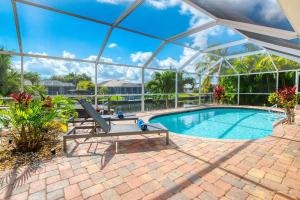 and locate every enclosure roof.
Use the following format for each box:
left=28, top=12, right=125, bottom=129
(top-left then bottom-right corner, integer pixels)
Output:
left=0, top=0, right=300, bottom=80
